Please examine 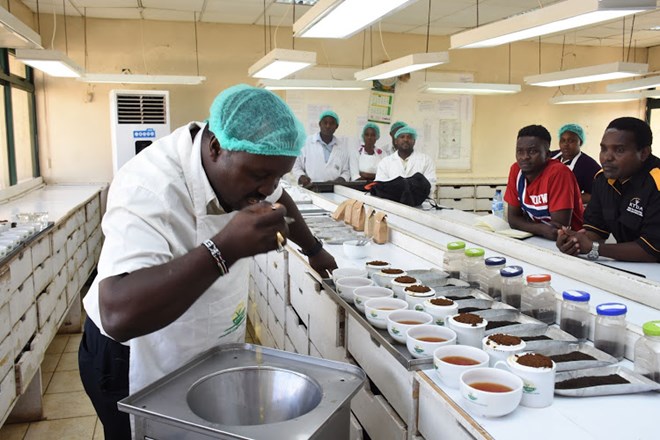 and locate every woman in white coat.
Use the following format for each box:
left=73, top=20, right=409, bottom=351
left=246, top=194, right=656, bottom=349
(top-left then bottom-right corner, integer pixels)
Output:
left=356, top=122, right=386, bottom=181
